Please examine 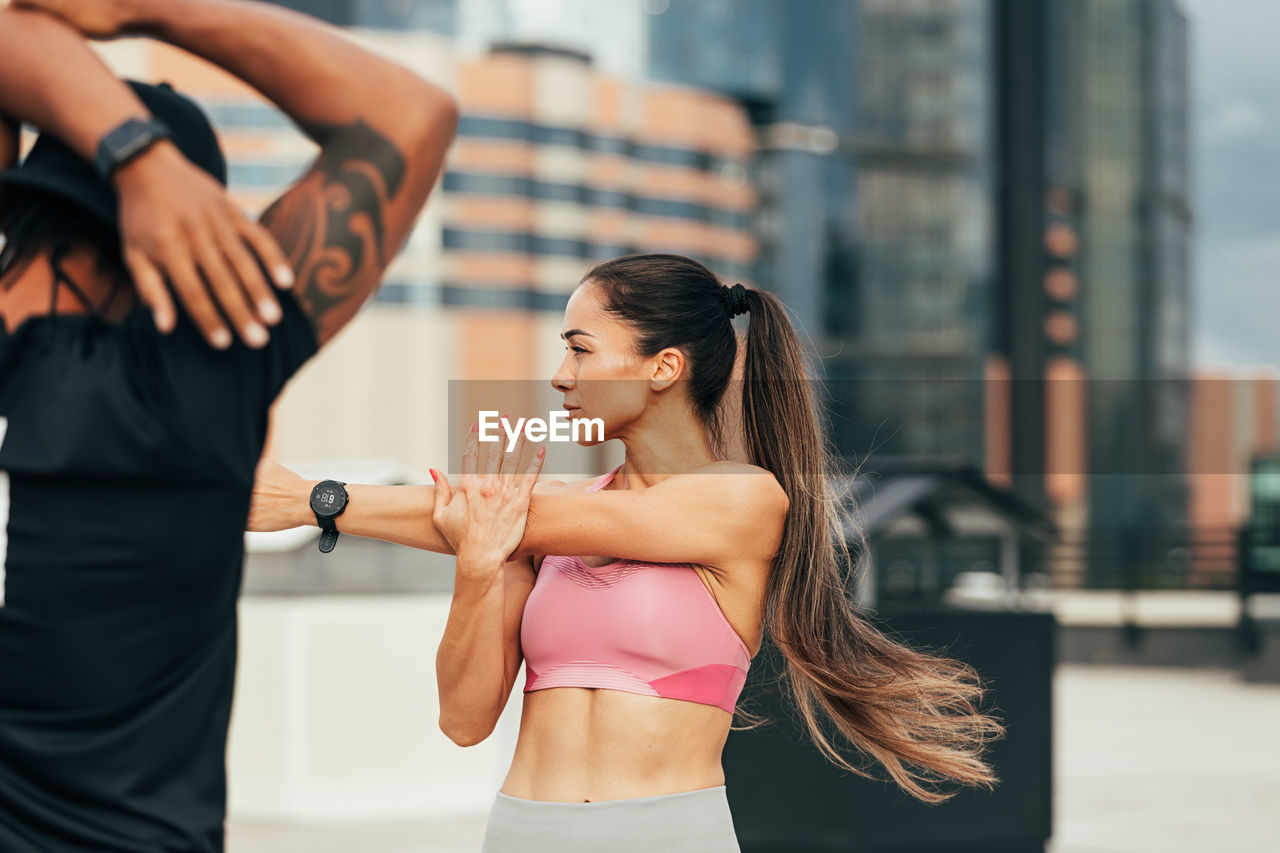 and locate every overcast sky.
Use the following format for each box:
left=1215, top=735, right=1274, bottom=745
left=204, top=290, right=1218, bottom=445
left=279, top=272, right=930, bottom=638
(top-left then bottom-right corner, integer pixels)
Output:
left=1181, top=0, right=1280, bottom=371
